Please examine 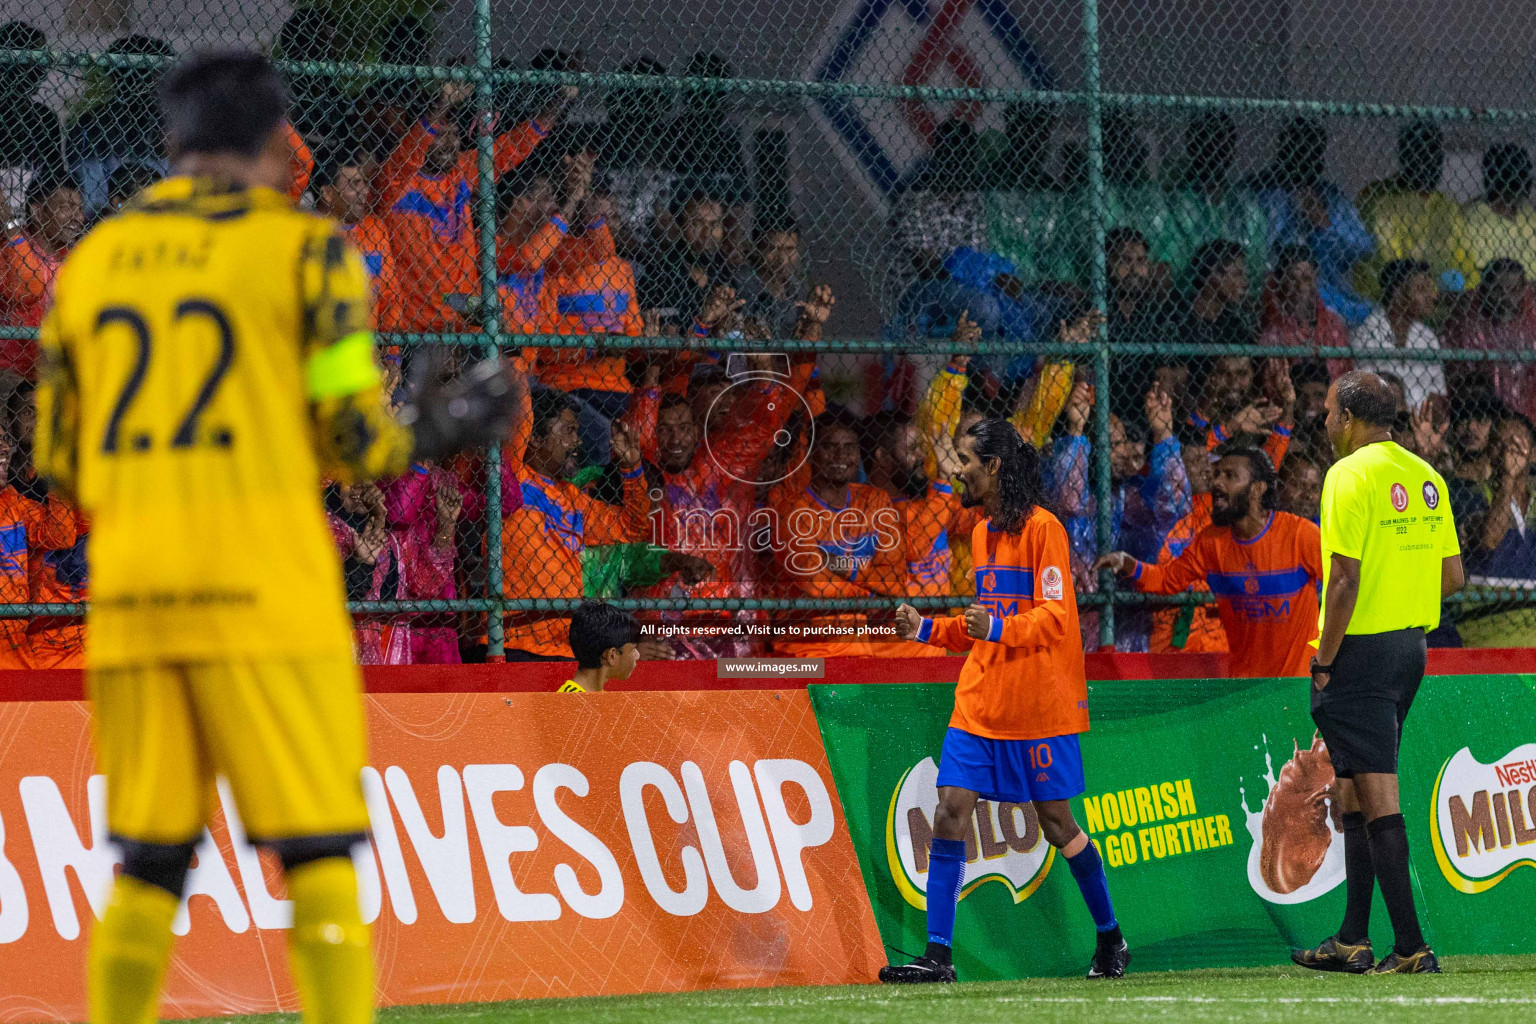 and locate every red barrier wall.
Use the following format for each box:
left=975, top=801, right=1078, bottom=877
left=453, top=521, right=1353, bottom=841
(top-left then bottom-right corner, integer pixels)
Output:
left=1, top=648, right=1529, bottom=701
left=0, top=691, right=885, bottom=1018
